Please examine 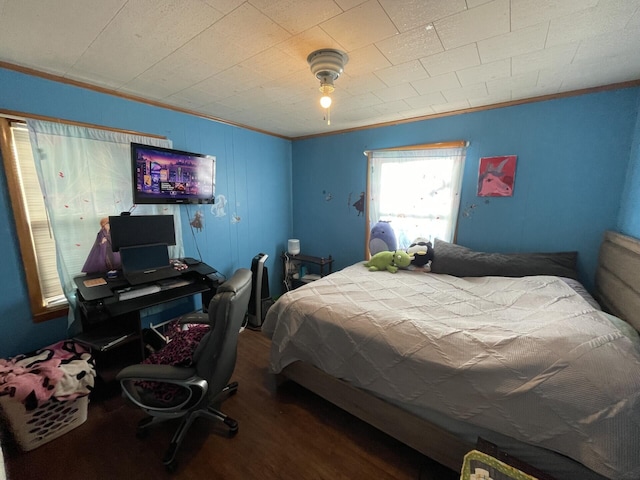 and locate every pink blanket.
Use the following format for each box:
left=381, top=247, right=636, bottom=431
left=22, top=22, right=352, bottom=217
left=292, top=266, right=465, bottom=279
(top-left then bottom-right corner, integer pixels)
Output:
left=0, top=340, right=95, bottom=410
